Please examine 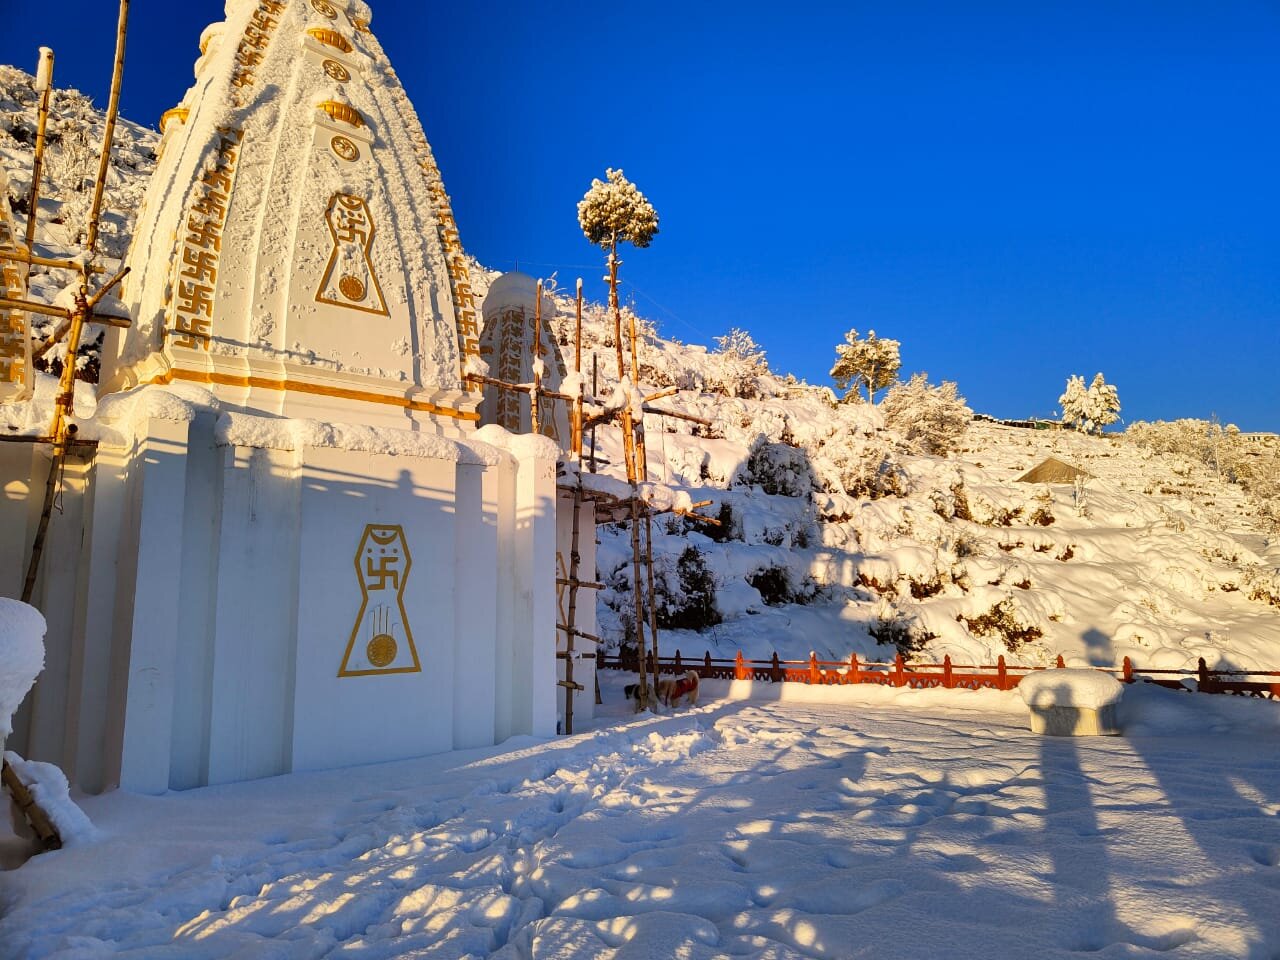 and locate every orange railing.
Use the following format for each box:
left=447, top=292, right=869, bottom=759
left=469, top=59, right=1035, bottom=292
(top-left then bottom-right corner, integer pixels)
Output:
left=598, top=650, right=1280, bottom=700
